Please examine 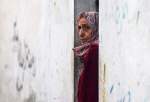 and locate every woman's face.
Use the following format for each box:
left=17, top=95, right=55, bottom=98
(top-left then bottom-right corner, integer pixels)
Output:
left=78, top=17, right=92, bottom=43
